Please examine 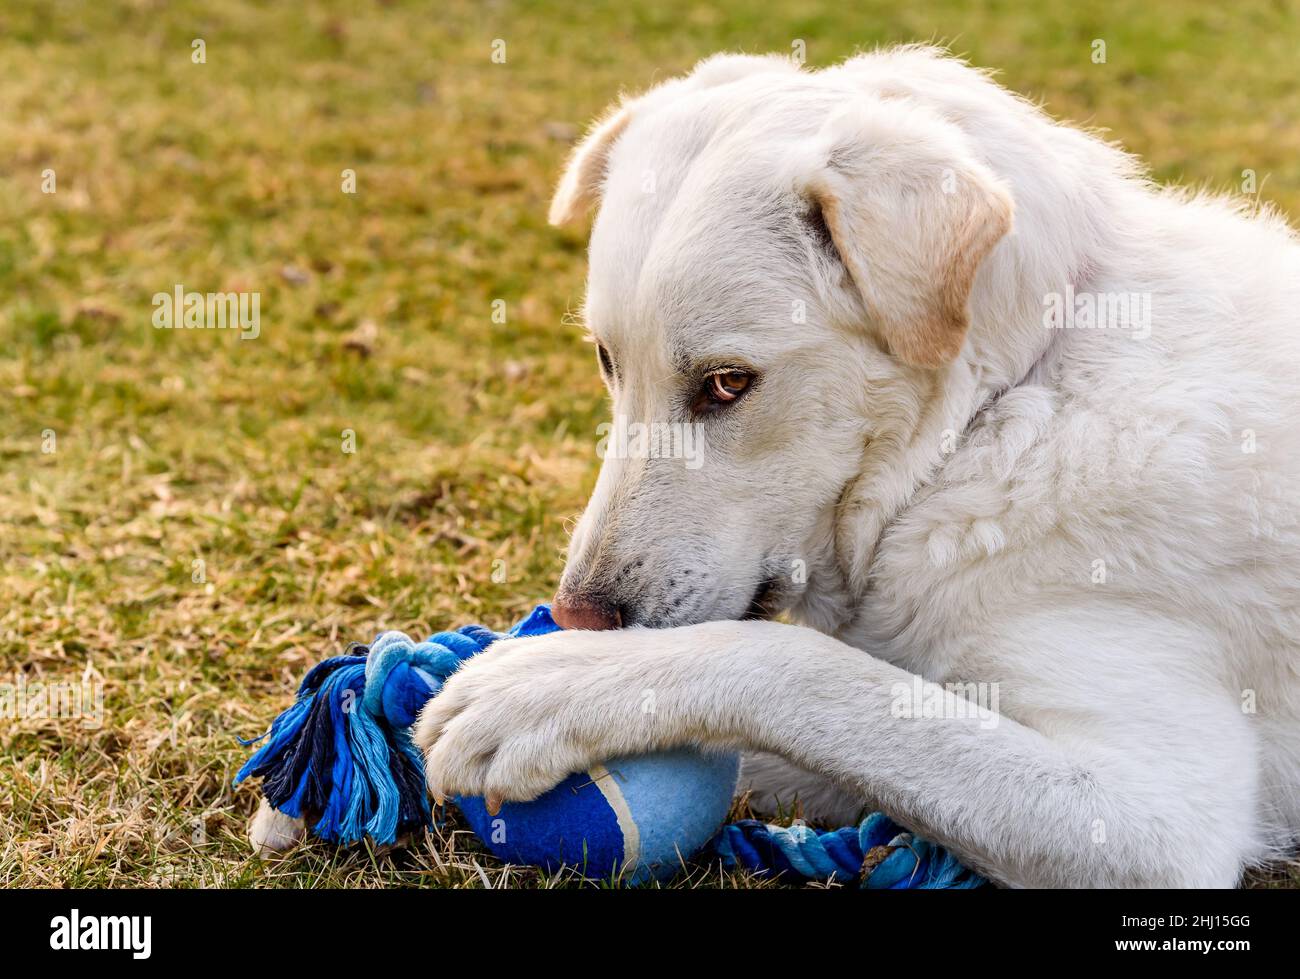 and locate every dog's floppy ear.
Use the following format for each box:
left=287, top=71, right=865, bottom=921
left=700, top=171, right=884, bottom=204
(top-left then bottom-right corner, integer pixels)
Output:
left=551, top=54, right=801, bottom=227
left=797, top=100, right=1013, bottom=368
left=548, top=103, right=635, bottom=226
